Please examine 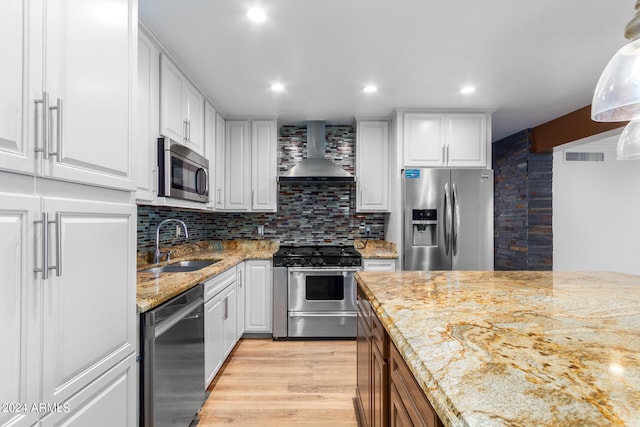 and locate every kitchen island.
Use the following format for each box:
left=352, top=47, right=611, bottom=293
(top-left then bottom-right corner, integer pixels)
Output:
left=355, top=270, right=640, bottom=426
